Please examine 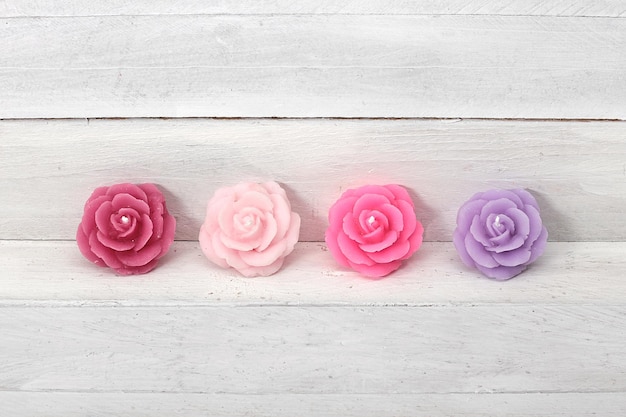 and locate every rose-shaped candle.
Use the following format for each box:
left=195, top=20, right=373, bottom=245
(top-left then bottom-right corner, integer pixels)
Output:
left=199, top=181, right=301, bottom=277
left=453, top=188, right=548, bottom=280
left=76, top=183, right=176, bottom=275
left=325, top=184, right=424, bottom=278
